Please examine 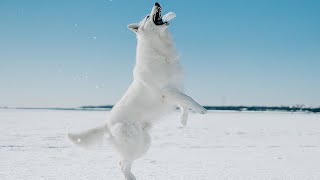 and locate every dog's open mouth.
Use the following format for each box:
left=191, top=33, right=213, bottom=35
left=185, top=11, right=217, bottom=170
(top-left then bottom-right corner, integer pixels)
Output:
left=153, top=3, right=169, bottom=26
